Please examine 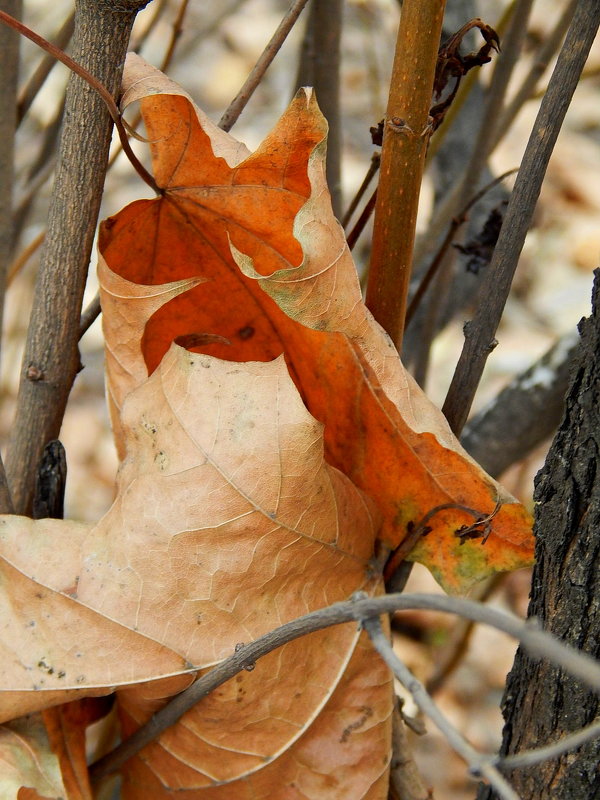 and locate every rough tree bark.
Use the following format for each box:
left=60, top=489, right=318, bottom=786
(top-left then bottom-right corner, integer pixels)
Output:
left=478, top=269, right=600, bottom=798
left=5, top=0, right=151, bottom=514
